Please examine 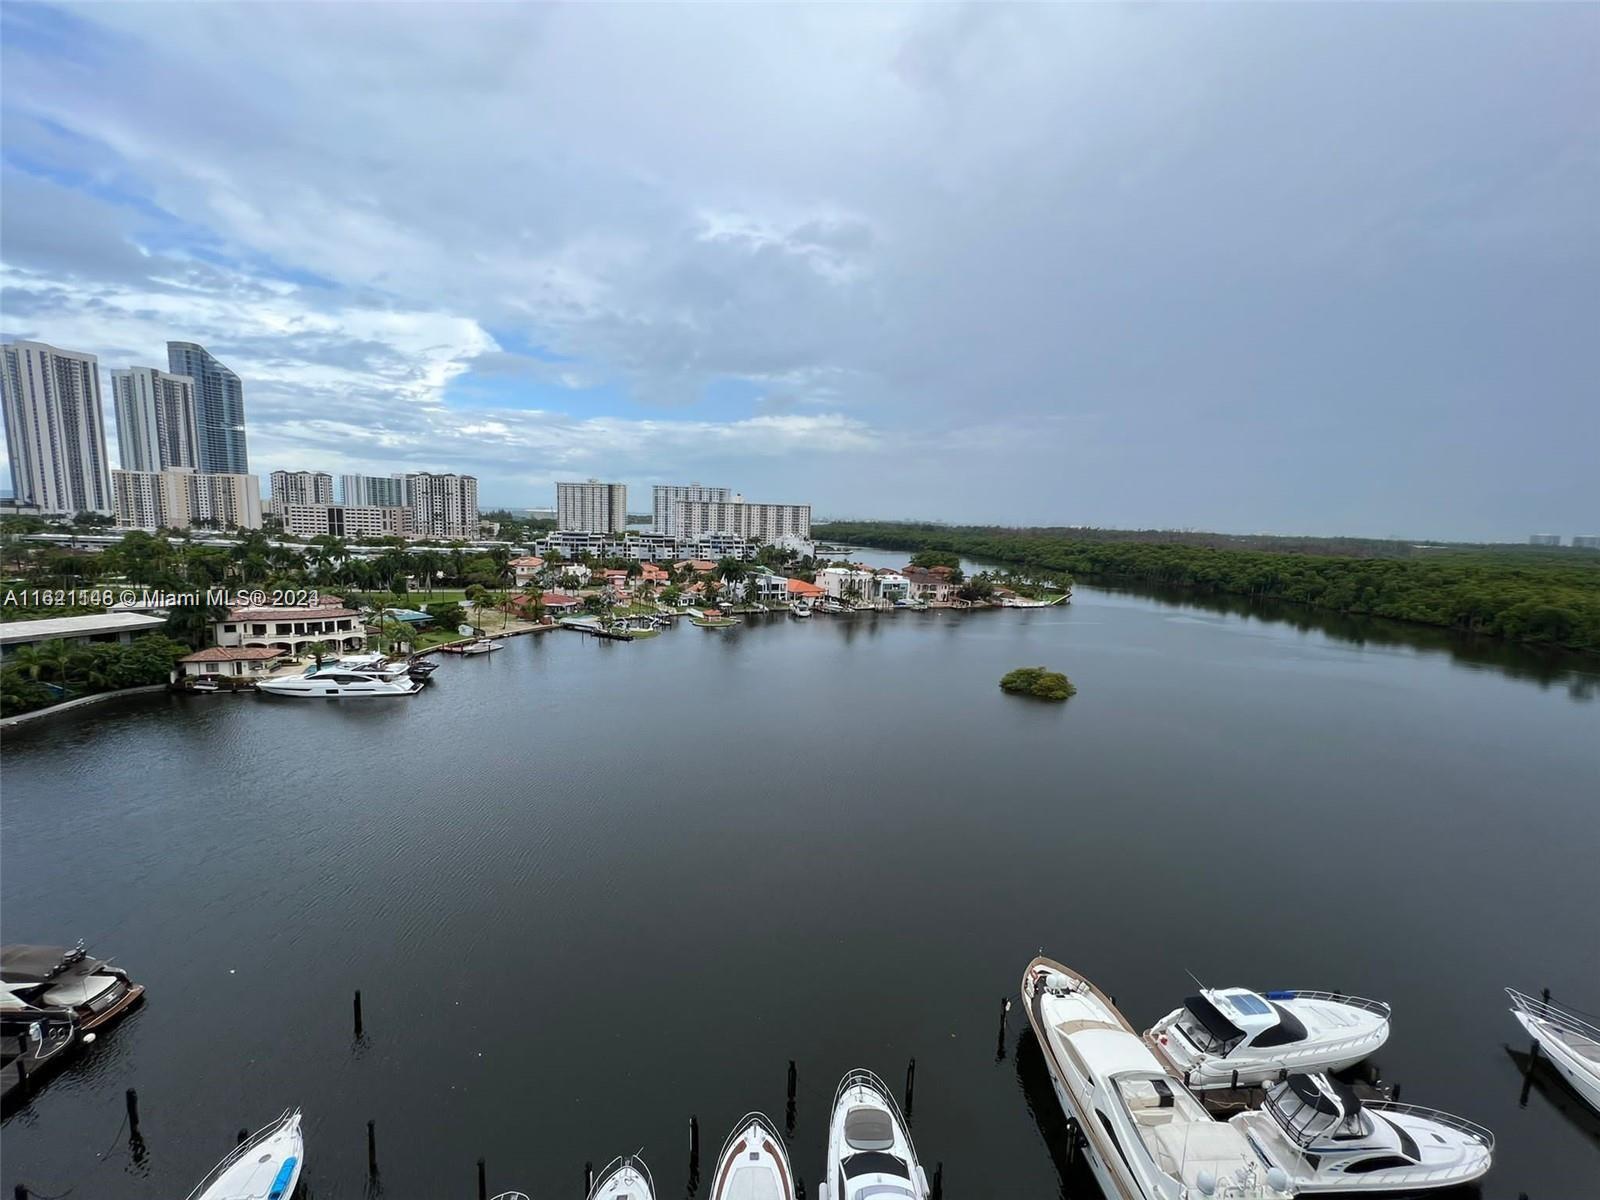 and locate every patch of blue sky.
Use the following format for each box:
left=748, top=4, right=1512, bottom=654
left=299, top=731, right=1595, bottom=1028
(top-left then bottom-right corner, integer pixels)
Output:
left=443, top=370, right=632, bottom=417
left=484, top=325, right=573, bottom=364
left=0, top=4, right=125, bottom=70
